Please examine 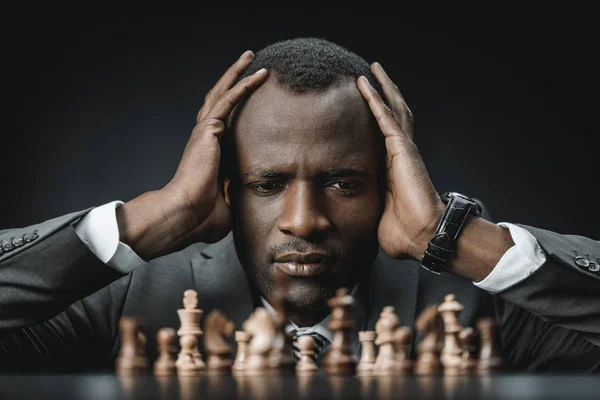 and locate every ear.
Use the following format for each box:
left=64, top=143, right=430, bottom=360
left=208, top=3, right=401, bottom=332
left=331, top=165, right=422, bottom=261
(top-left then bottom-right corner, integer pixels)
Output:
left=224, top=178, right=232, bottom=207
